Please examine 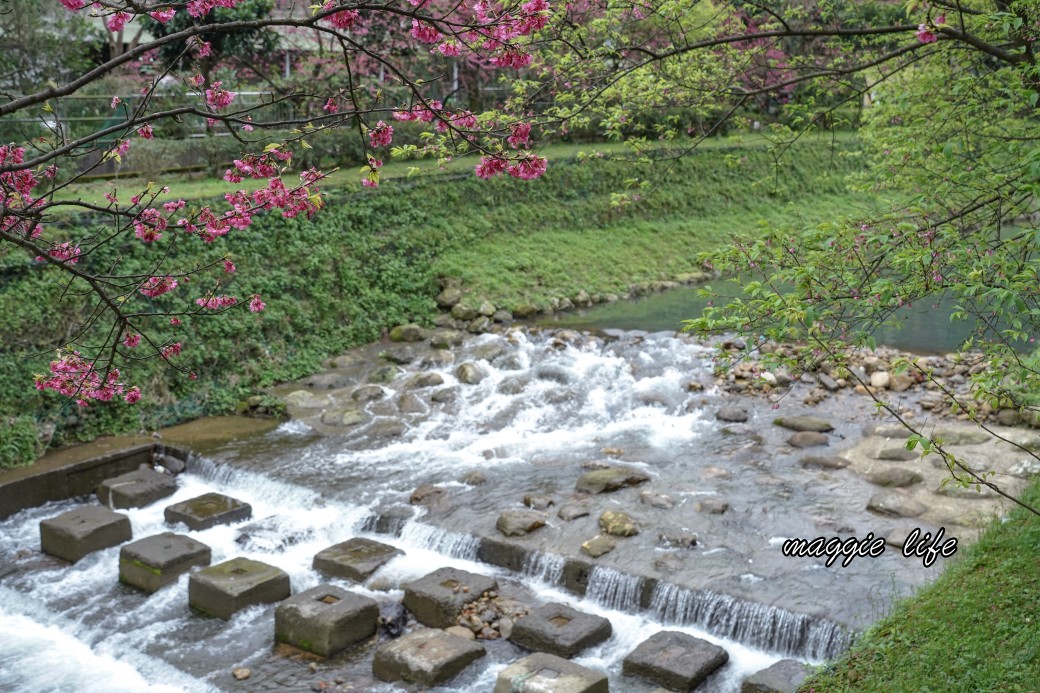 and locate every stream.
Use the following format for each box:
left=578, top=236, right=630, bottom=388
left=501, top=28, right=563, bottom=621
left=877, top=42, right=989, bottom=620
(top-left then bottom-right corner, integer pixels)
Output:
left=0, top=324, right=960, bottom=692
